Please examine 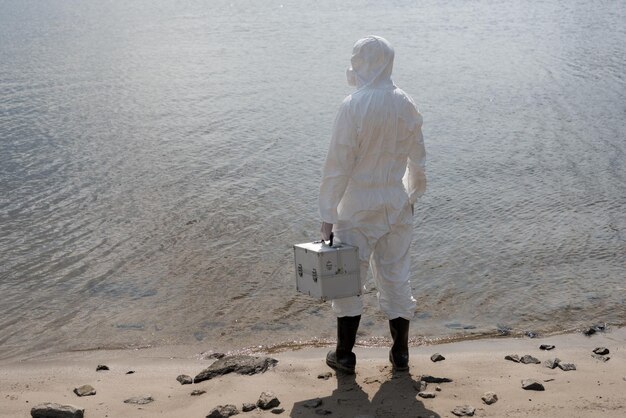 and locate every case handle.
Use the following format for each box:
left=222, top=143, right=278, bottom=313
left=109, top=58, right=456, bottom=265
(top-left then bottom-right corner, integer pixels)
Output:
left=315, top=232, right=334, bottom=247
